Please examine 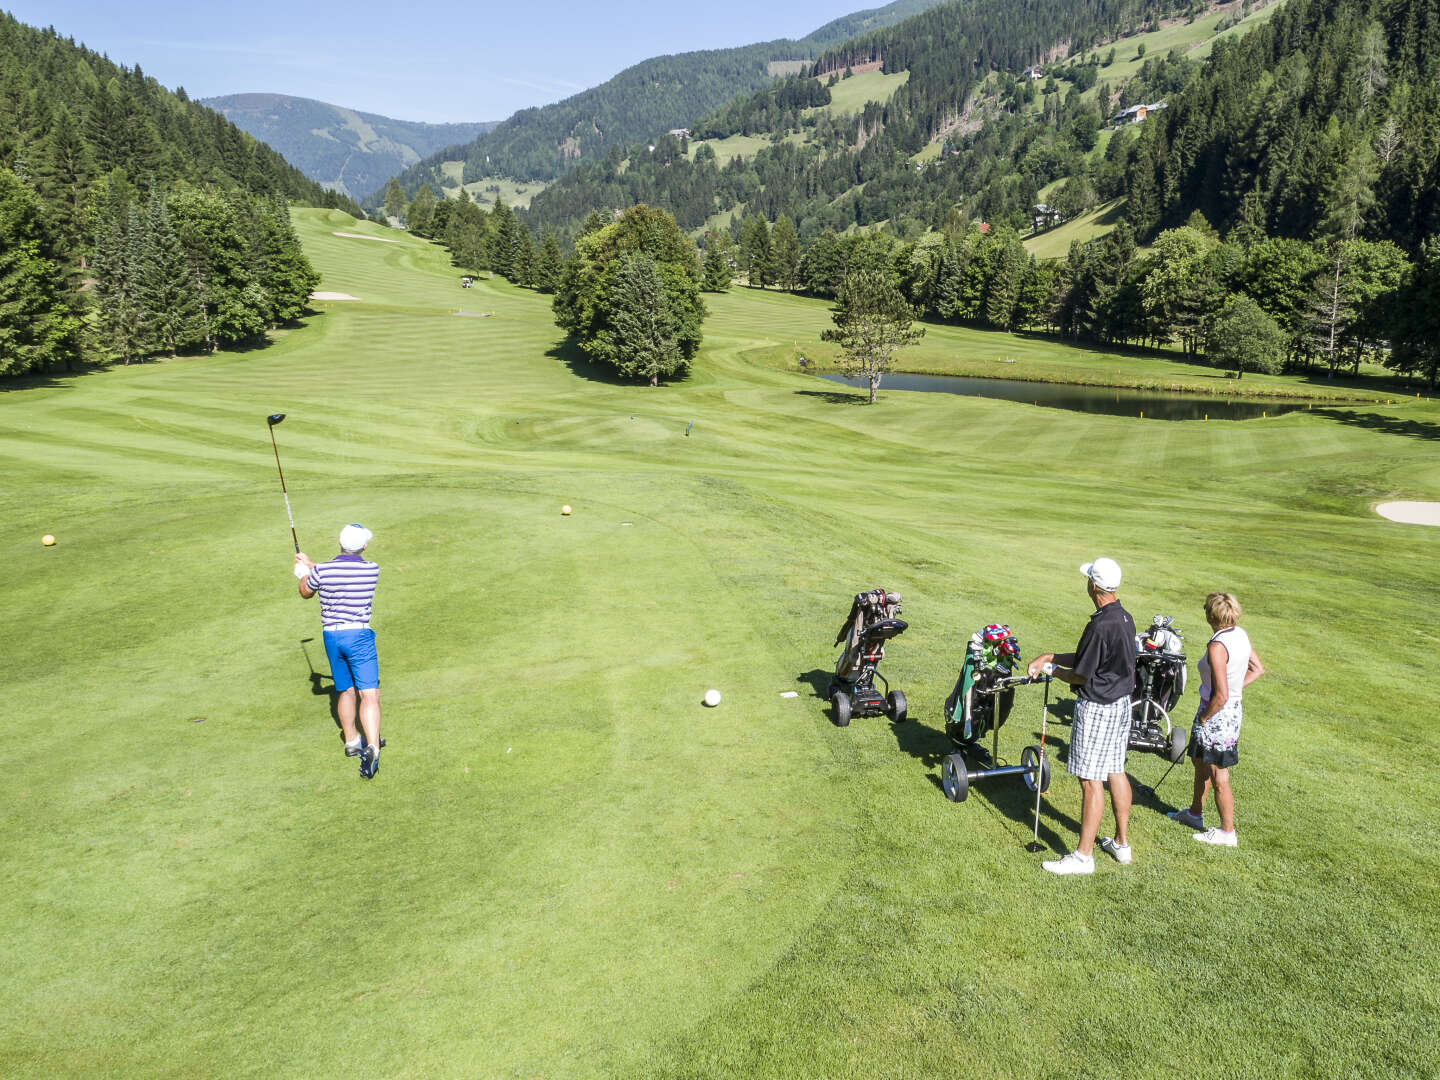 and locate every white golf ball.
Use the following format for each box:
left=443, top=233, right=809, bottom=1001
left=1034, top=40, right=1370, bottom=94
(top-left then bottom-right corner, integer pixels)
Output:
left=703, top=689, right=722, bottom=707
left=561, top=505, right=572, bottom=516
